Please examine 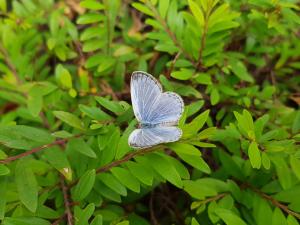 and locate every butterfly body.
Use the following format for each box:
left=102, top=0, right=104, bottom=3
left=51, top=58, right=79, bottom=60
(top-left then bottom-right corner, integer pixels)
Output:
left=128, top=71, right=184, bottom=149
